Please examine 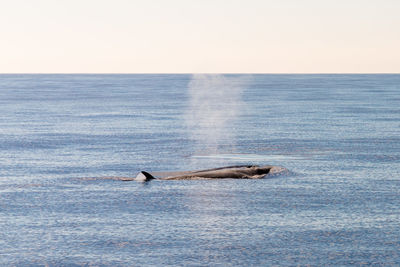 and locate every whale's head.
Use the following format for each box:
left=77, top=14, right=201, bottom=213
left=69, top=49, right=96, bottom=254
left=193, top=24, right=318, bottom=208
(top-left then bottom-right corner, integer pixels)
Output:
left=253, top=166, right=274, bottom=175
